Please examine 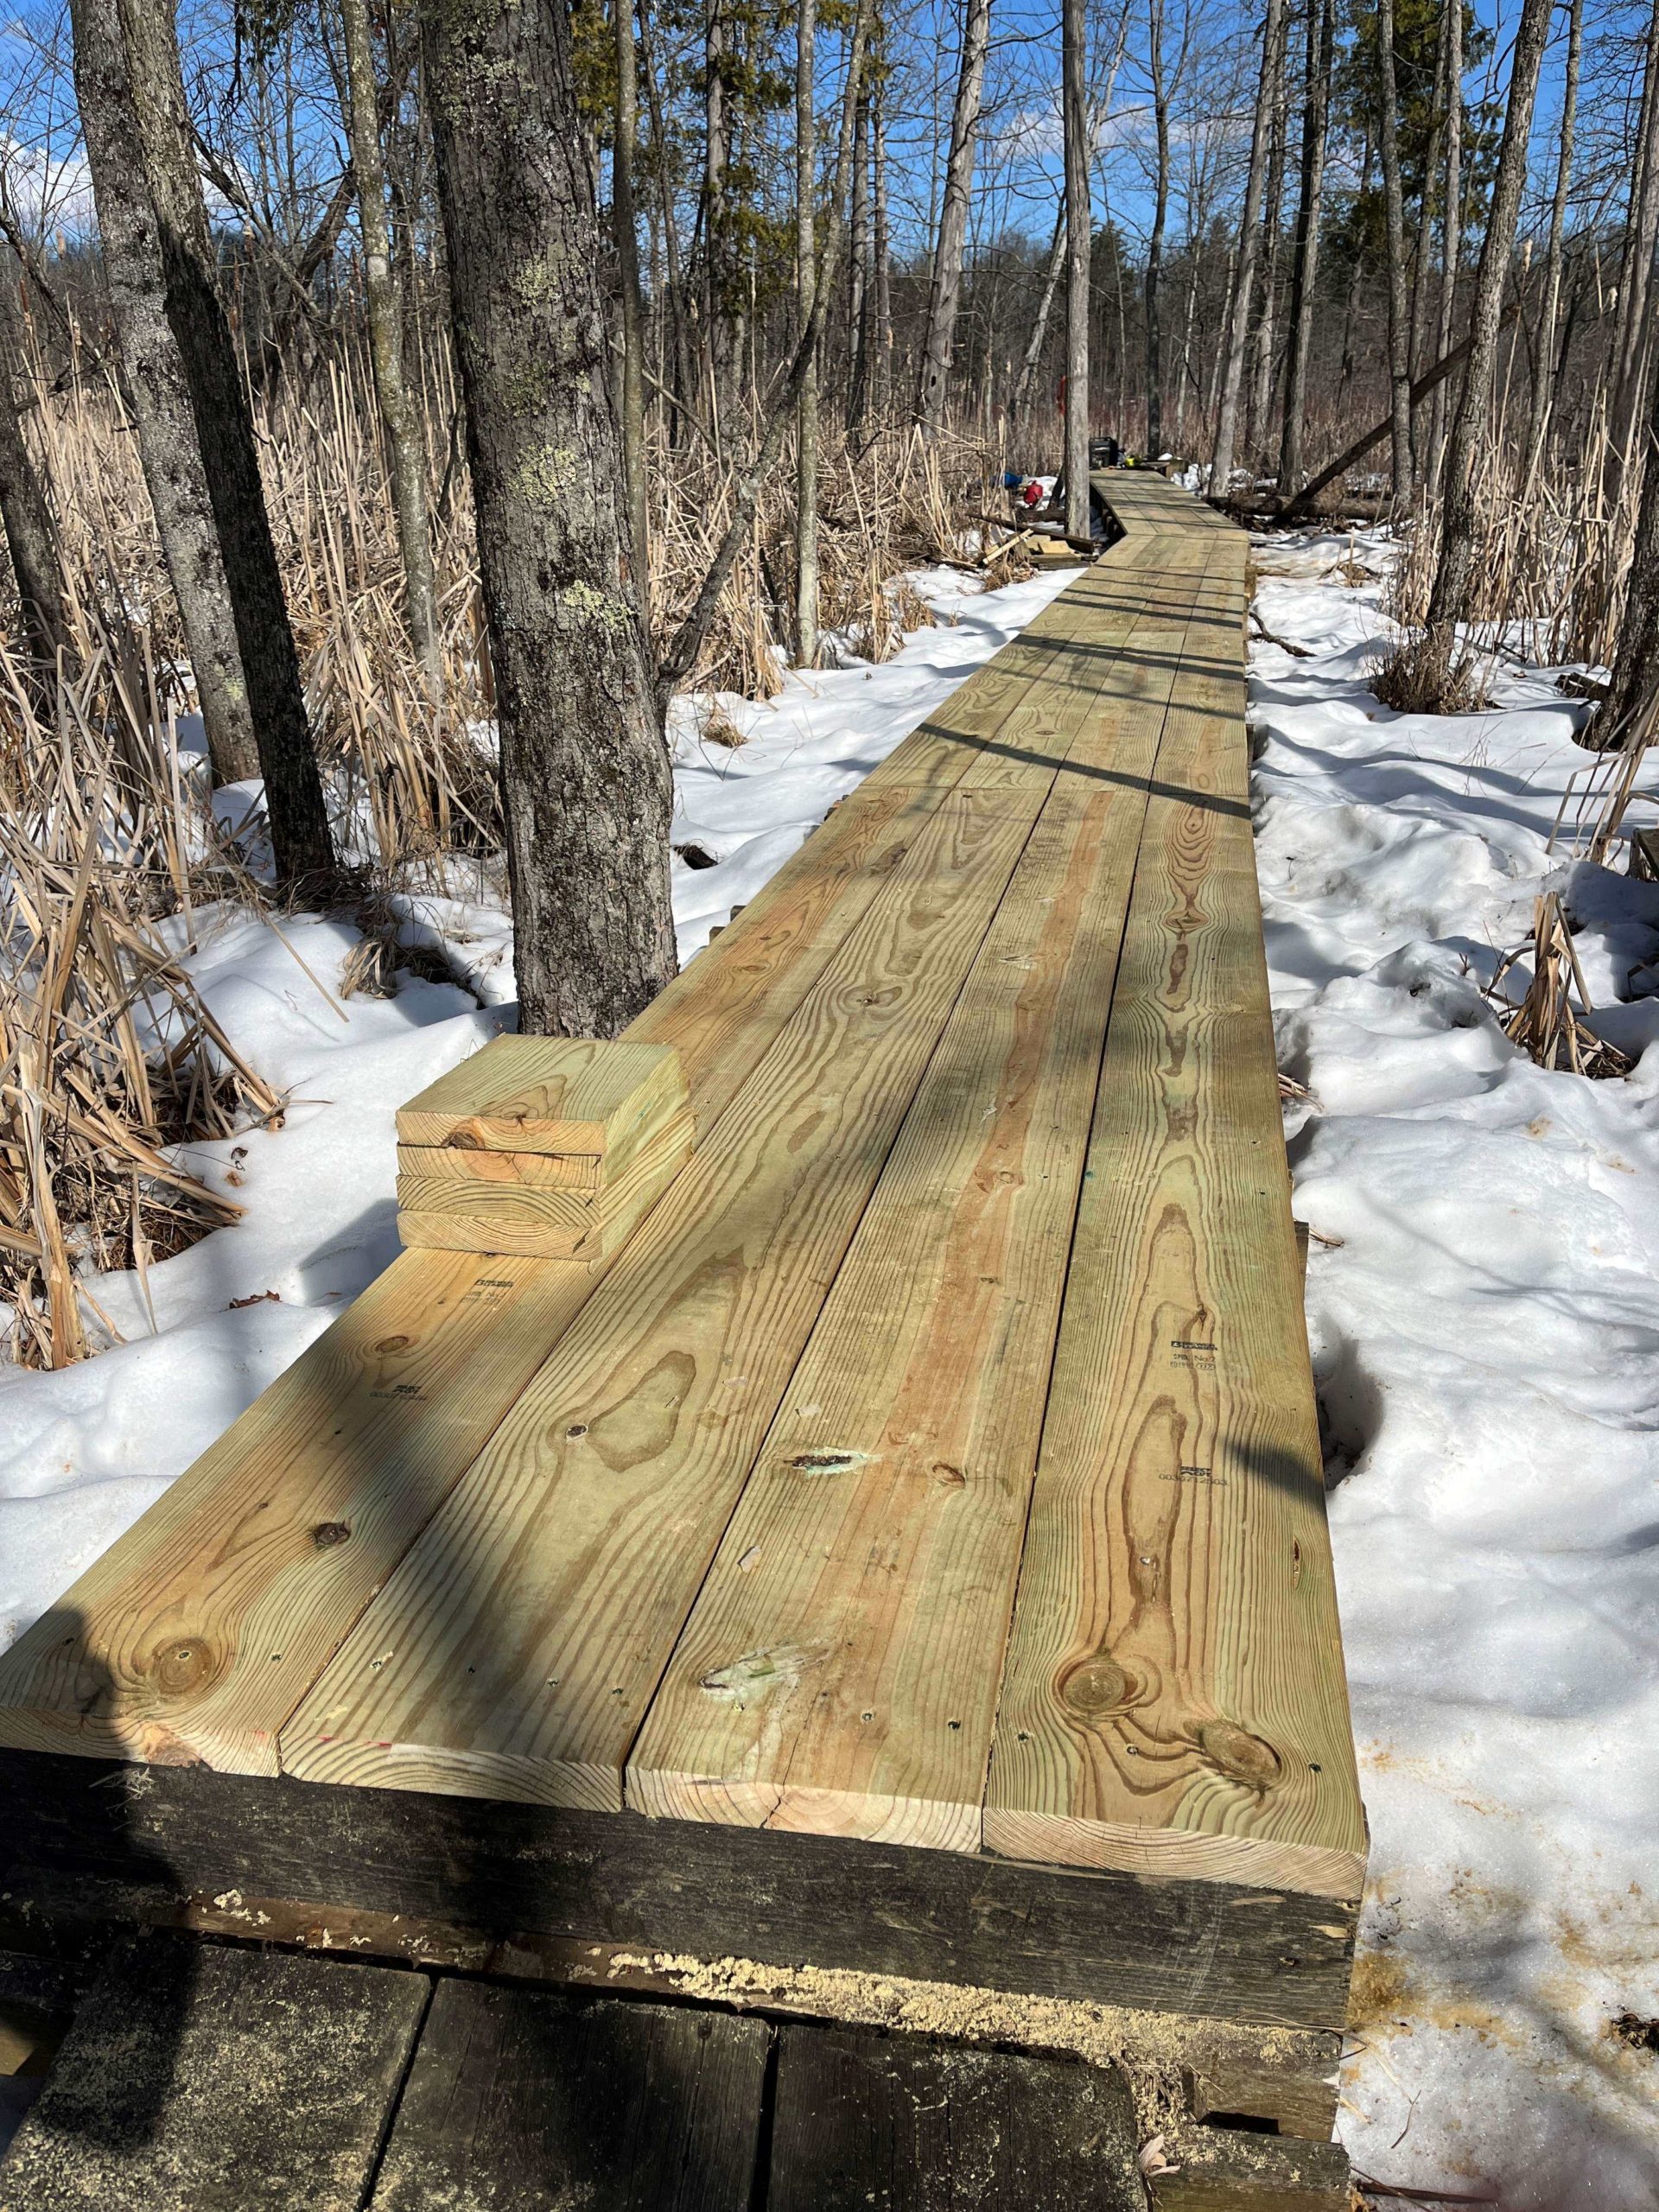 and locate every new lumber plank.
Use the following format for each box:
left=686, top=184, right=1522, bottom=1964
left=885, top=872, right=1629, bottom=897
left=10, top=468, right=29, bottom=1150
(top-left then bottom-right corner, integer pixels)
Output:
left=395, top=1142, right=606, bottom=1192
left=0, top=1936, right=425, bottom=2212
left=397, top=1109, right=694, bottom=1259
left=279, top=788, right=1048, bottom=1808
left=367, top=1980, right=769, bottom=2212
left=0, top=1250, right=602, bottom=1771
left=396, top=1035, right=684, bottom=1154
left=984, top=601, right=1367, bottom=1901
left=766, top=2026, right=1144, bottom=2212
left=0, top=783, right=931, bottom=1774
left=626, top=582, right=1206, bottom=1848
